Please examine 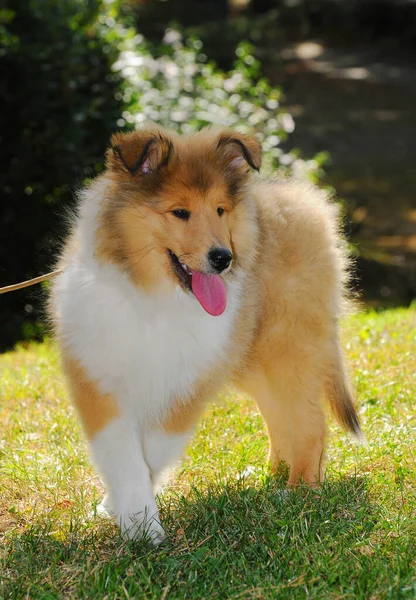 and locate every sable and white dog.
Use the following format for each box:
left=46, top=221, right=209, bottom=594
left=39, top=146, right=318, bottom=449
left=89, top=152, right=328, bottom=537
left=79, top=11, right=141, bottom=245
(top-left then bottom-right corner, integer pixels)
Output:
left=50, top=125, right=363, bottom=543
